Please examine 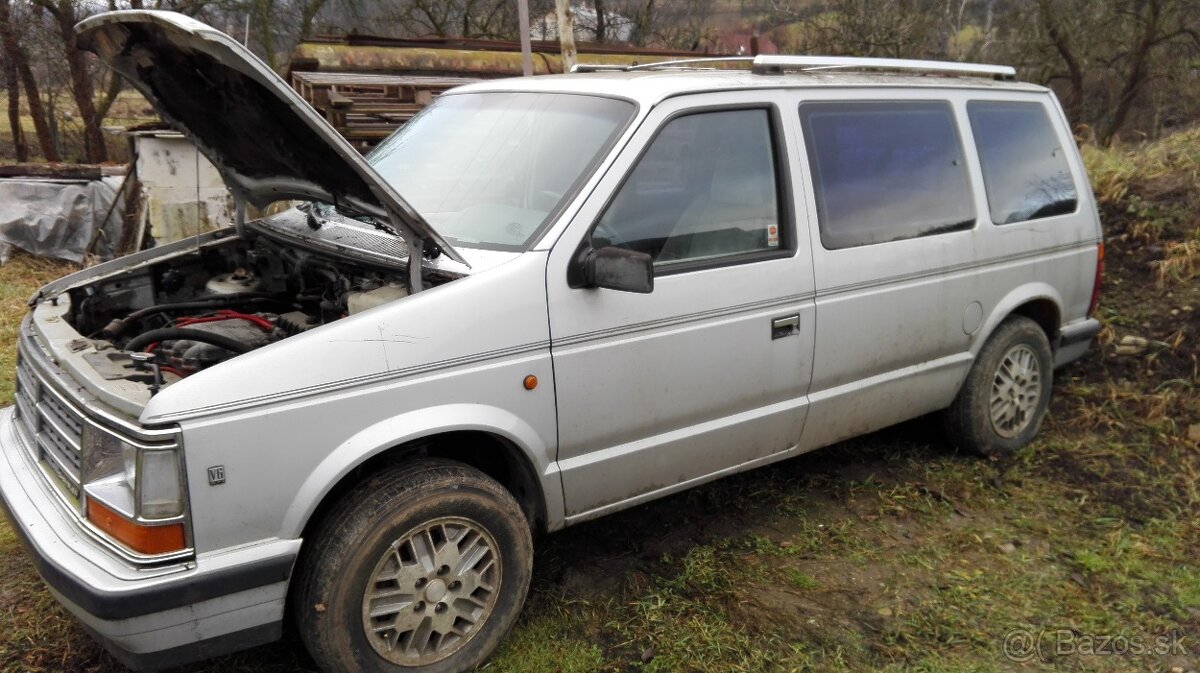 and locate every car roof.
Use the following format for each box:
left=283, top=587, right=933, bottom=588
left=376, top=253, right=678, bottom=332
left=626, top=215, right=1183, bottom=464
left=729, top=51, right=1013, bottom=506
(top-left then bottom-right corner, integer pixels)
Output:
left=451, top=68, right=1050, bottom=107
